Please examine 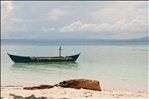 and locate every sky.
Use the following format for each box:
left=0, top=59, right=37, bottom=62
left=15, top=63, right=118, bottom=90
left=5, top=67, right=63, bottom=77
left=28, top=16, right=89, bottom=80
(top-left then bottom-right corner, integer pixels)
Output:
left=1, top=1, right=149, bottom=39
